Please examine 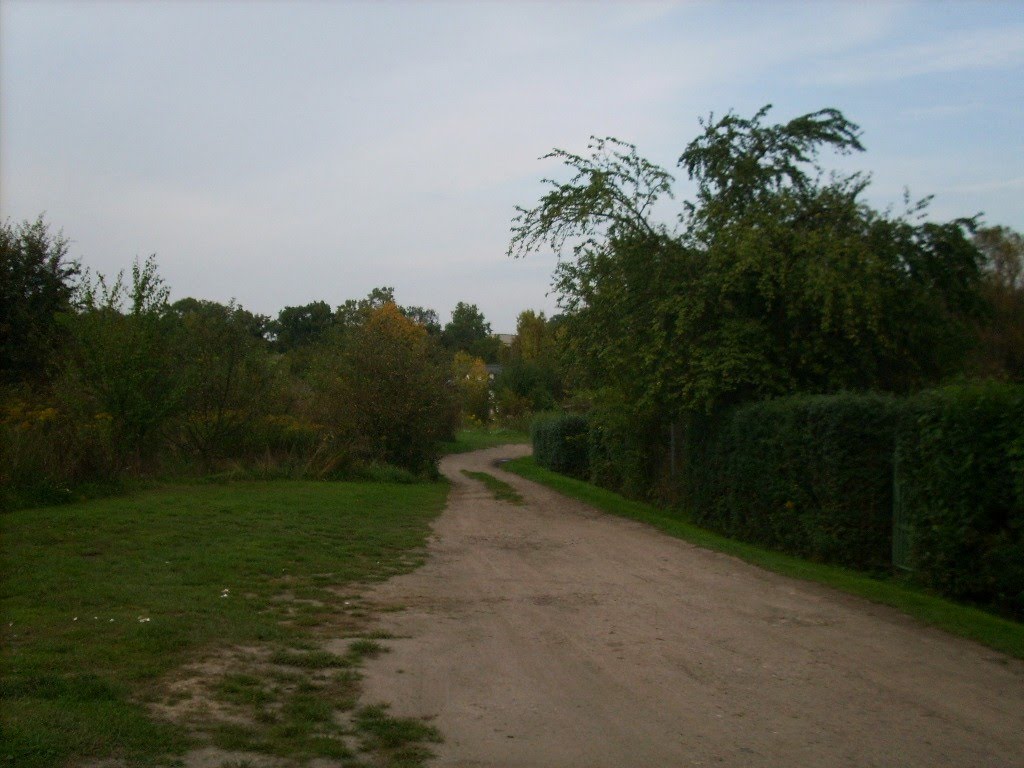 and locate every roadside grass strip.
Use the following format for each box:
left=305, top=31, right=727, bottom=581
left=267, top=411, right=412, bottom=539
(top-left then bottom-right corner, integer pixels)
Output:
left=503, top=456, right=1024, bottom=660
left=0, top=480, right=449, bottom=767
left=460, top=470, right=525, bottom=505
